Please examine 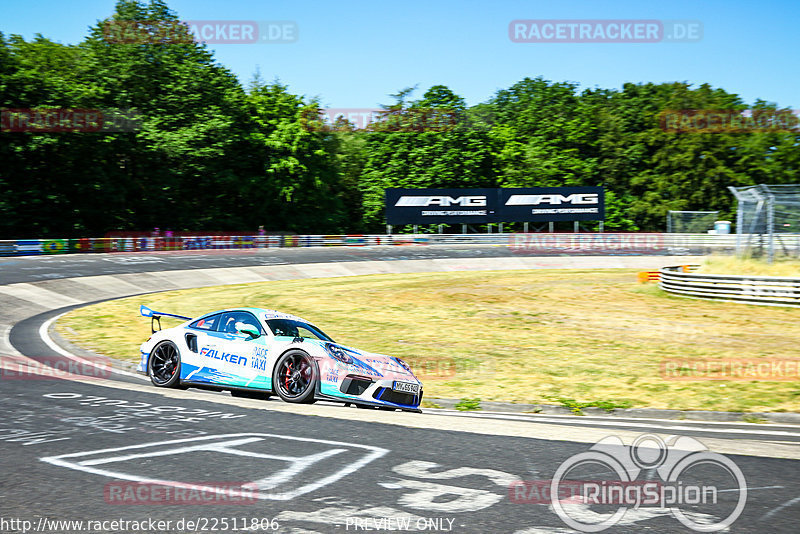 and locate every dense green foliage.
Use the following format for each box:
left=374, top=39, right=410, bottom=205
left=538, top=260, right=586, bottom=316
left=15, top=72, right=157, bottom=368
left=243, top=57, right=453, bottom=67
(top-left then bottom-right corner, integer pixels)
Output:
left=1, top=0, right=797, bottom=238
